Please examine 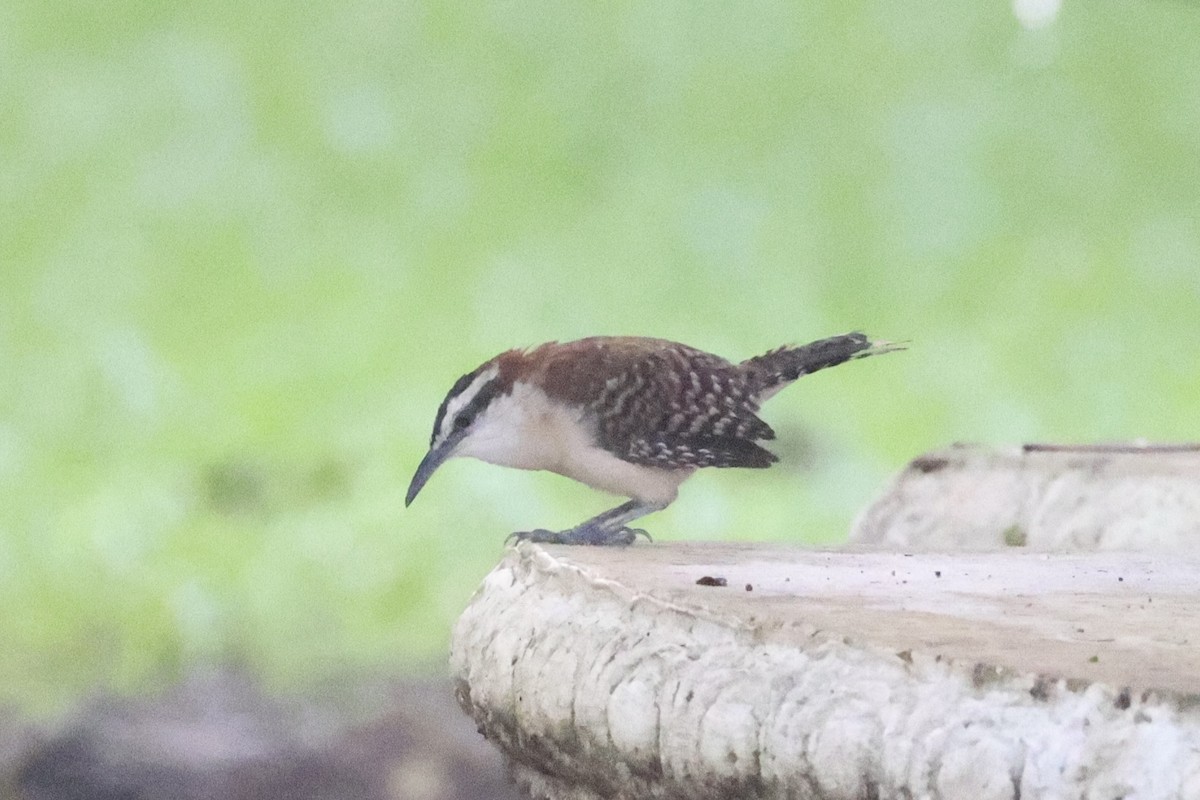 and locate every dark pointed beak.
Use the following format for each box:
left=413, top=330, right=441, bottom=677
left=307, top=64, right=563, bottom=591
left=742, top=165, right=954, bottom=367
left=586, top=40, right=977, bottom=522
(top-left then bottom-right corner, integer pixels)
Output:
left=405, top=436, right=460, bottom=507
